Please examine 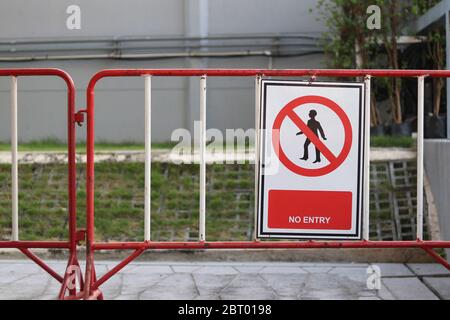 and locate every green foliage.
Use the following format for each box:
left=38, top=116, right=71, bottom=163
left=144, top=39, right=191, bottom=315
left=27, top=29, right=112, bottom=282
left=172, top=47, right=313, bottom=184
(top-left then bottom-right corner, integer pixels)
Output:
left=416, top=0, right=446, bottom=115
left=315, top=0, right=377, bottom=69
left=315, top=0, right=444, bottom=124
left=413, top=0, right=442, bottom=15
left=371, top=136, right=414, bottom=148
left=0, top=141, right=176, bottom=152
